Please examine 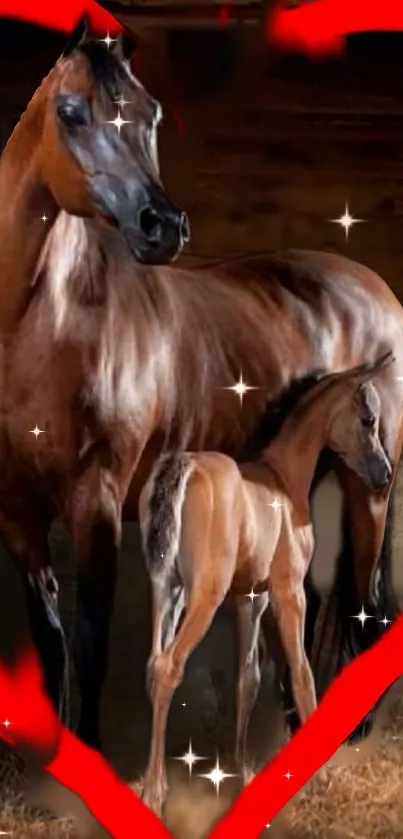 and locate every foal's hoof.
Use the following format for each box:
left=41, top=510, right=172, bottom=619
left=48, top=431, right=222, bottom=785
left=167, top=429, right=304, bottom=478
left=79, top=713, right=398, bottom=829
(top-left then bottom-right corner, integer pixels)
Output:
left=241, top=765, right=255, bottom=786
left=309, top=768, right=332, bottom=796
left=142, top=776, right=168, bottom=818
